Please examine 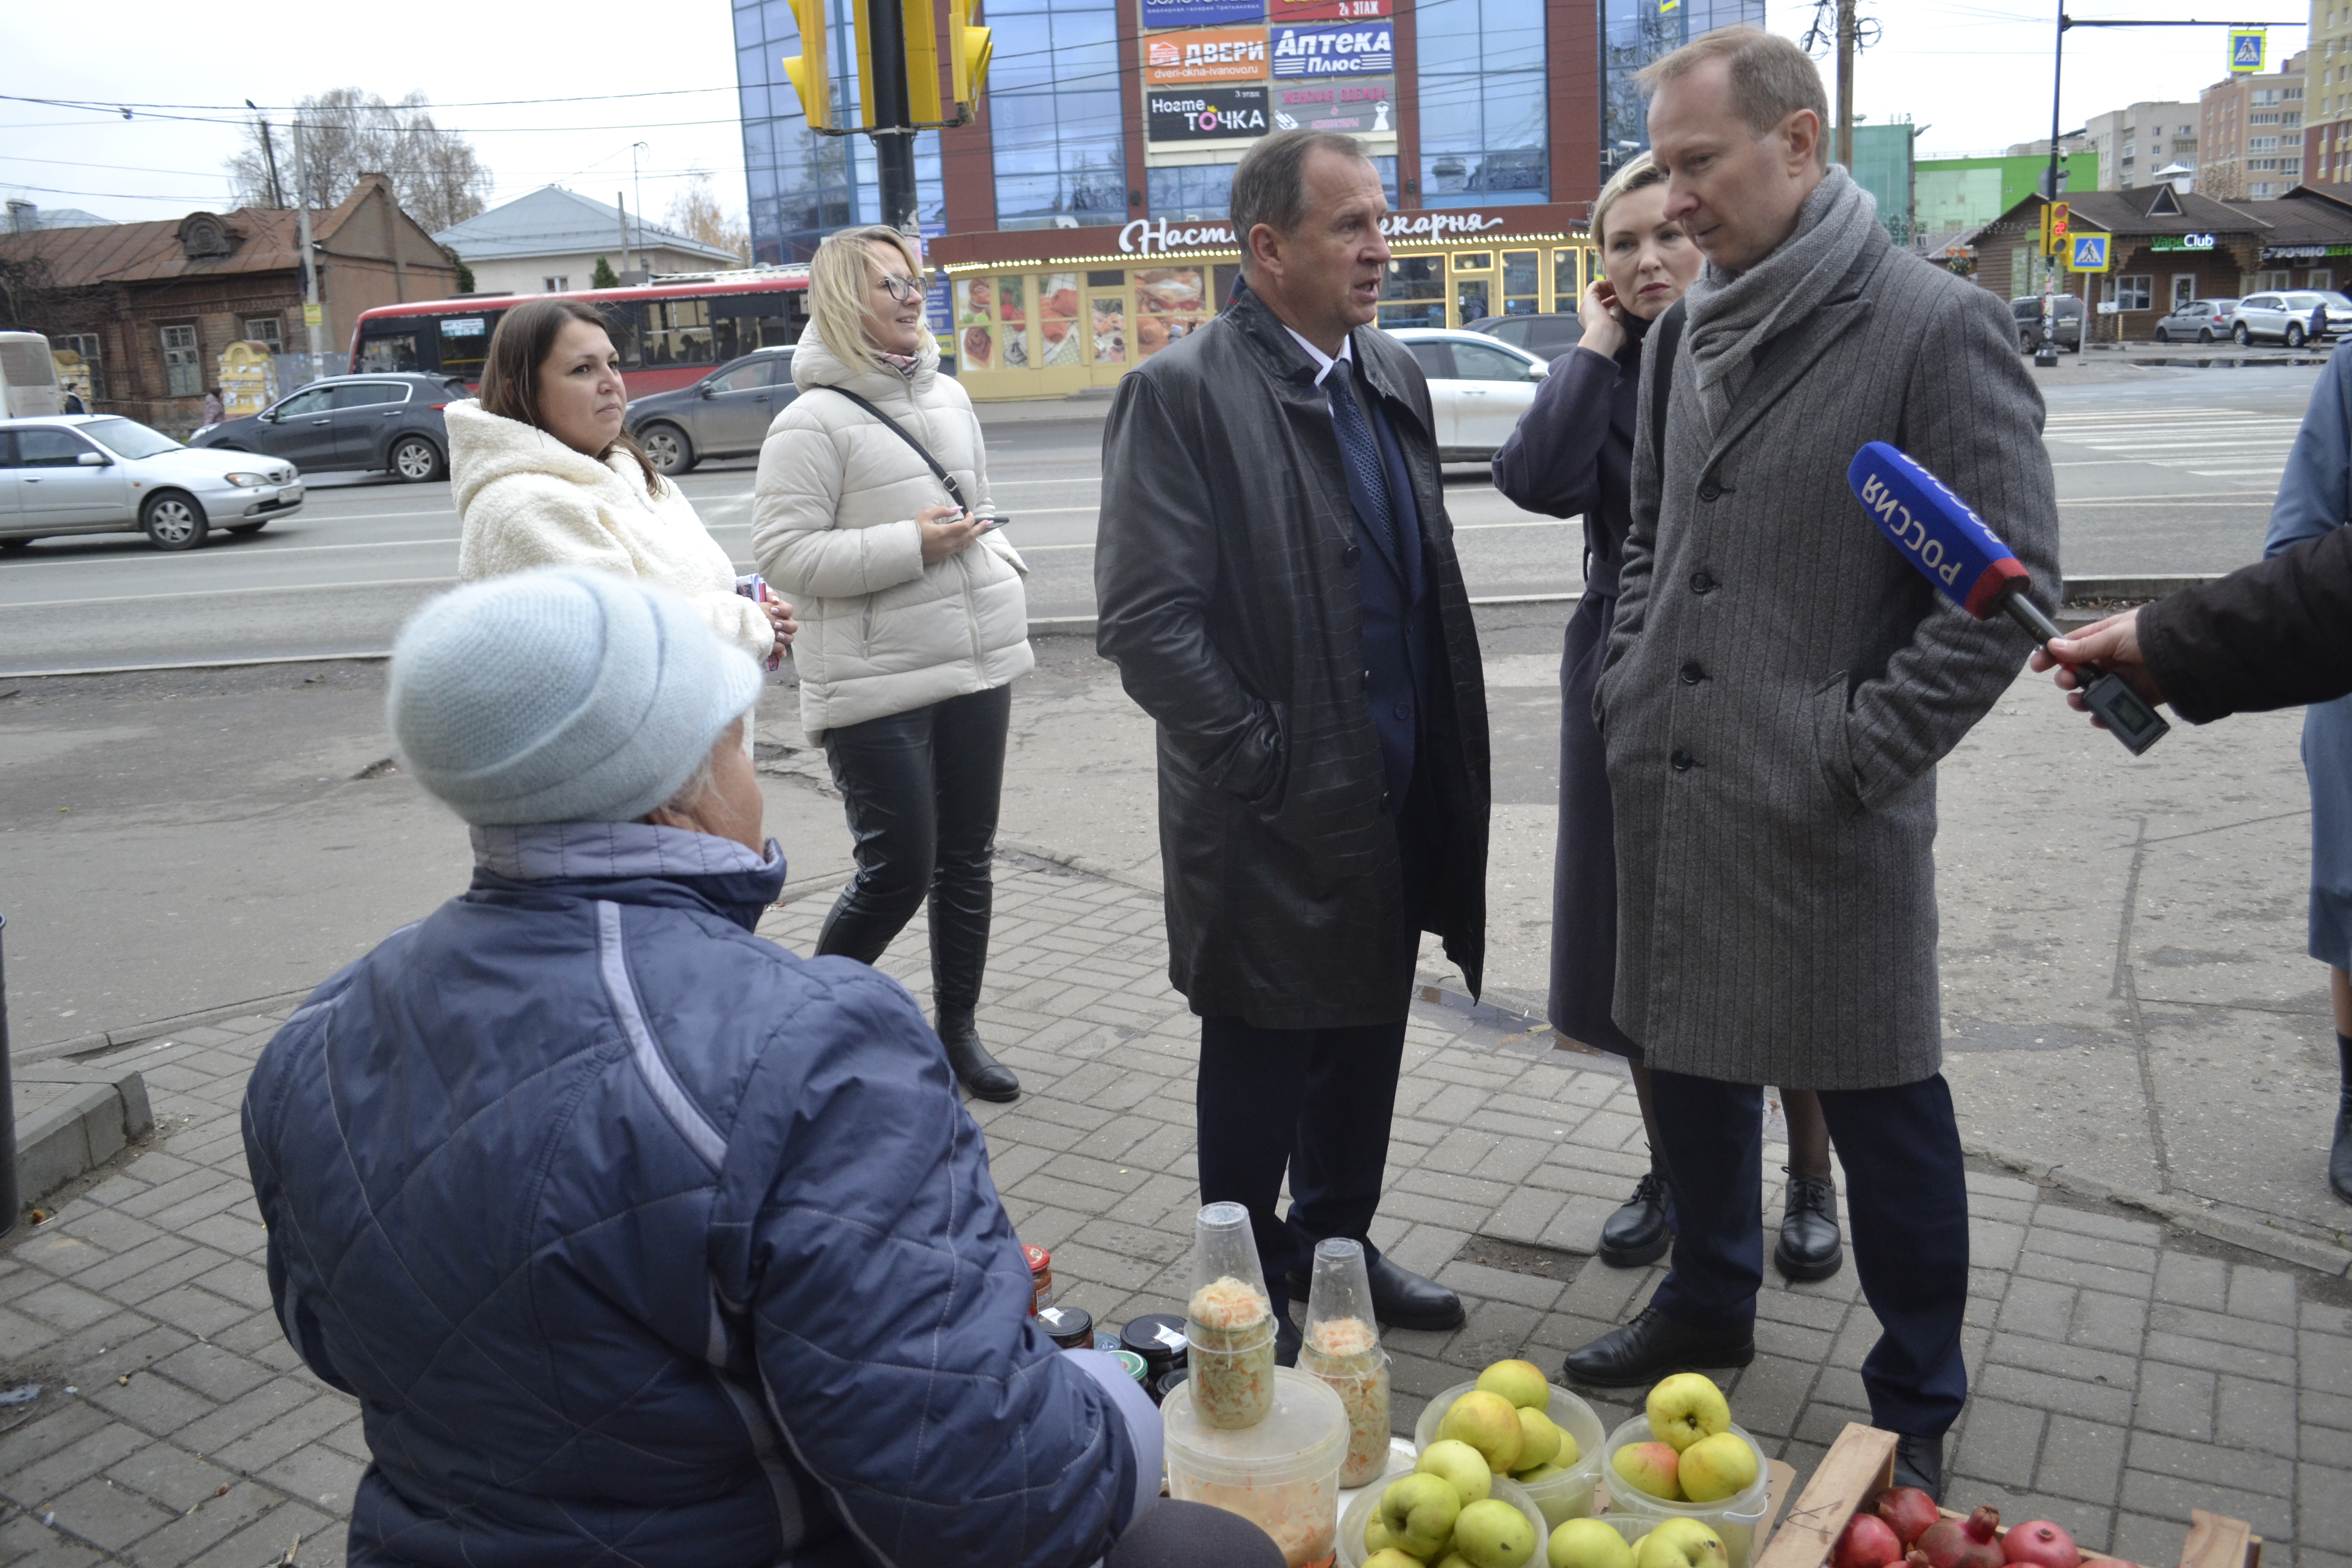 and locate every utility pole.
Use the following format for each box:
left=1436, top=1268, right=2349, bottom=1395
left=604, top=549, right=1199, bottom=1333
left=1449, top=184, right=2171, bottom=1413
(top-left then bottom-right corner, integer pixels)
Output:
left=630, top=143, right=650, bottom=273
left=2038, top=1, right=2063, bottom=368
left=247, top=100, right=284, bottom=208
left=292, top=118, right=325, bottom=374
left=1835, top=0, right=1856, bottom=169
left=866, top=0, right=922, bottom=238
